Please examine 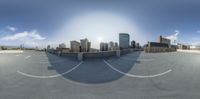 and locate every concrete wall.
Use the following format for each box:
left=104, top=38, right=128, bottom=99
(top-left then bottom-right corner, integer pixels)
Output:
left=83, top=51, right=116, bottom=59
left=144, top=47, right=176, bottom=53
left=48, top=48, right=143, bottom=60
